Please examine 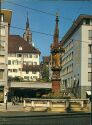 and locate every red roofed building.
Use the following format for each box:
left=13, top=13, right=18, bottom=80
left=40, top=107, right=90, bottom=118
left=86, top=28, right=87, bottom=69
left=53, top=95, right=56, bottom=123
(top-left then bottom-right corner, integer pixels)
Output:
left=8, top=35, right=41, bottom=81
